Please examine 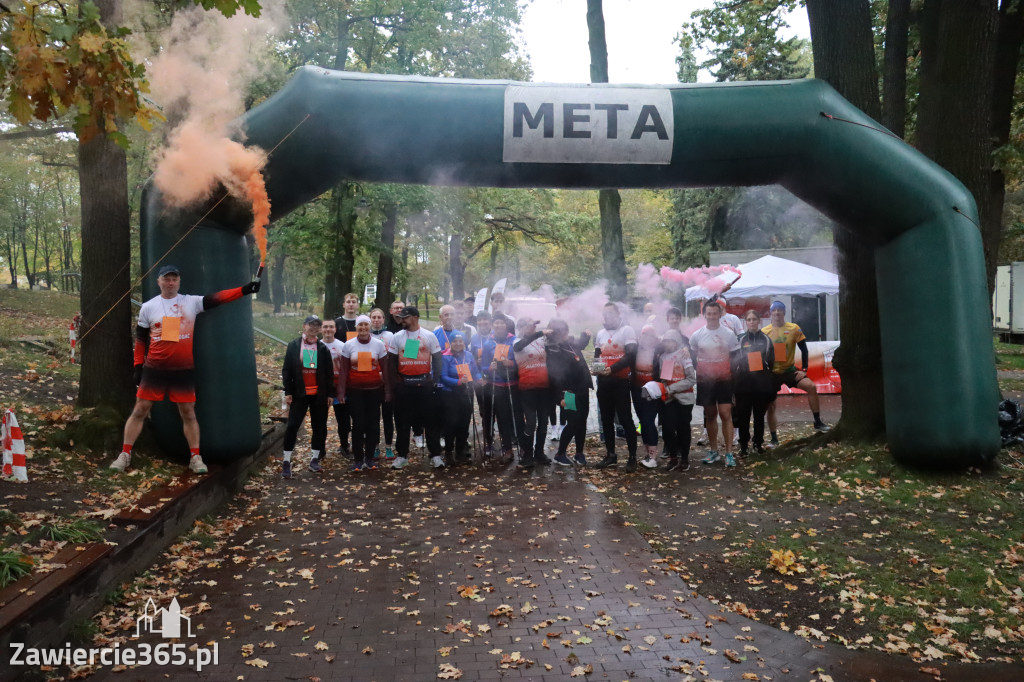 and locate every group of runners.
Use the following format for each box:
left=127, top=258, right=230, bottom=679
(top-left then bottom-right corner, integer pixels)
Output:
left=278, top=289, right=828, bottom=477
left=109, top=268, right=827, bottom=477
